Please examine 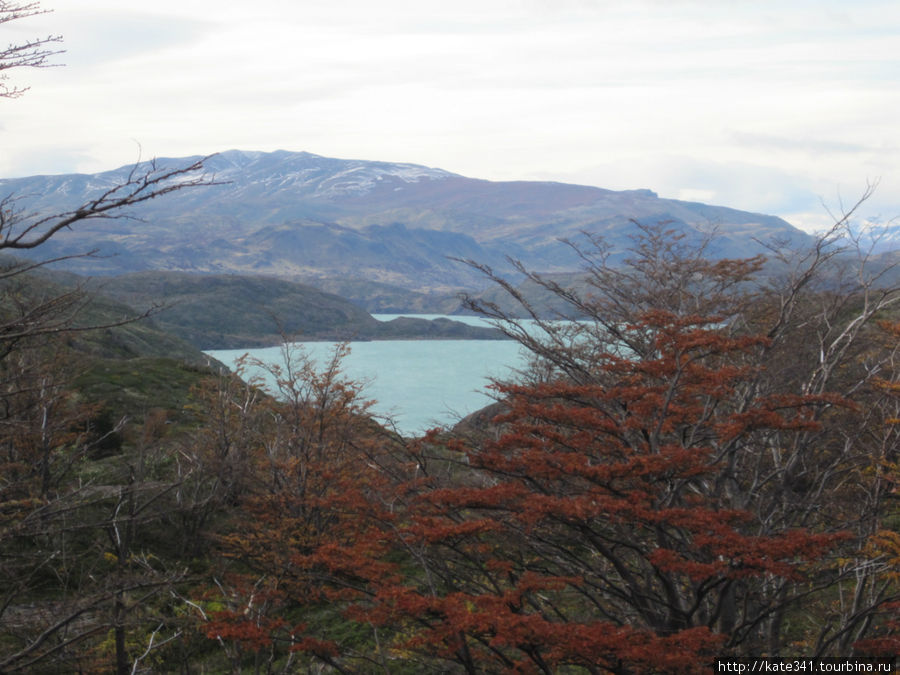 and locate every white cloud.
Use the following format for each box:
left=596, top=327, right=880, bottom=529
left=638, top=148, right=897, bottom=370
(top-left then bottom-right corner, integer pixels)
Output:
left=1, top=0, right=898, bottom=229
